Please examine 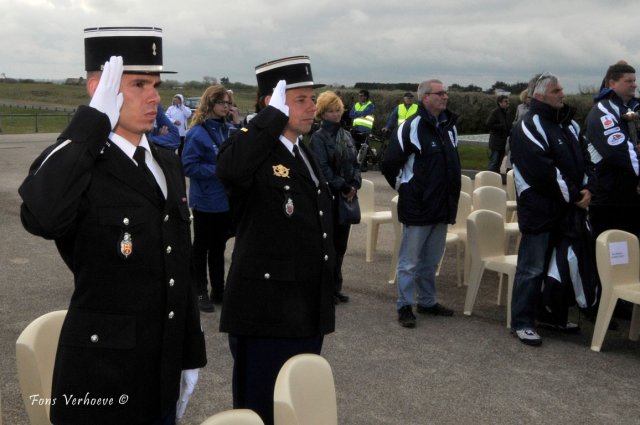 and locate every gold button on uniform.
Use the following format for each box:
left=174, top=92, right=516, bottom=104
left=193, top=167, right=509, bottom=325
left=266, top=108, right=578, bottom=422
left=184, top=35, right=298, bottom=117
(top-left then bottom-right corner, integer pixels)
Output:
left=169, top=278, right=175, bottom=287
left=168, top=311, right=175, bottom=319
left=90, top=334, right=99, bottom=343
left=166, top=246, right=172, bottom=254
